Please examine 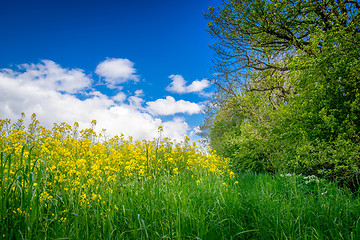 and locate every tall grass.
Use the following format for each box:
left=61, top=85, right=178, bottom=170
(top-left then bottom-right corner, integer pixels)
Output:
left=1, top=114, right=360, bottom=239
